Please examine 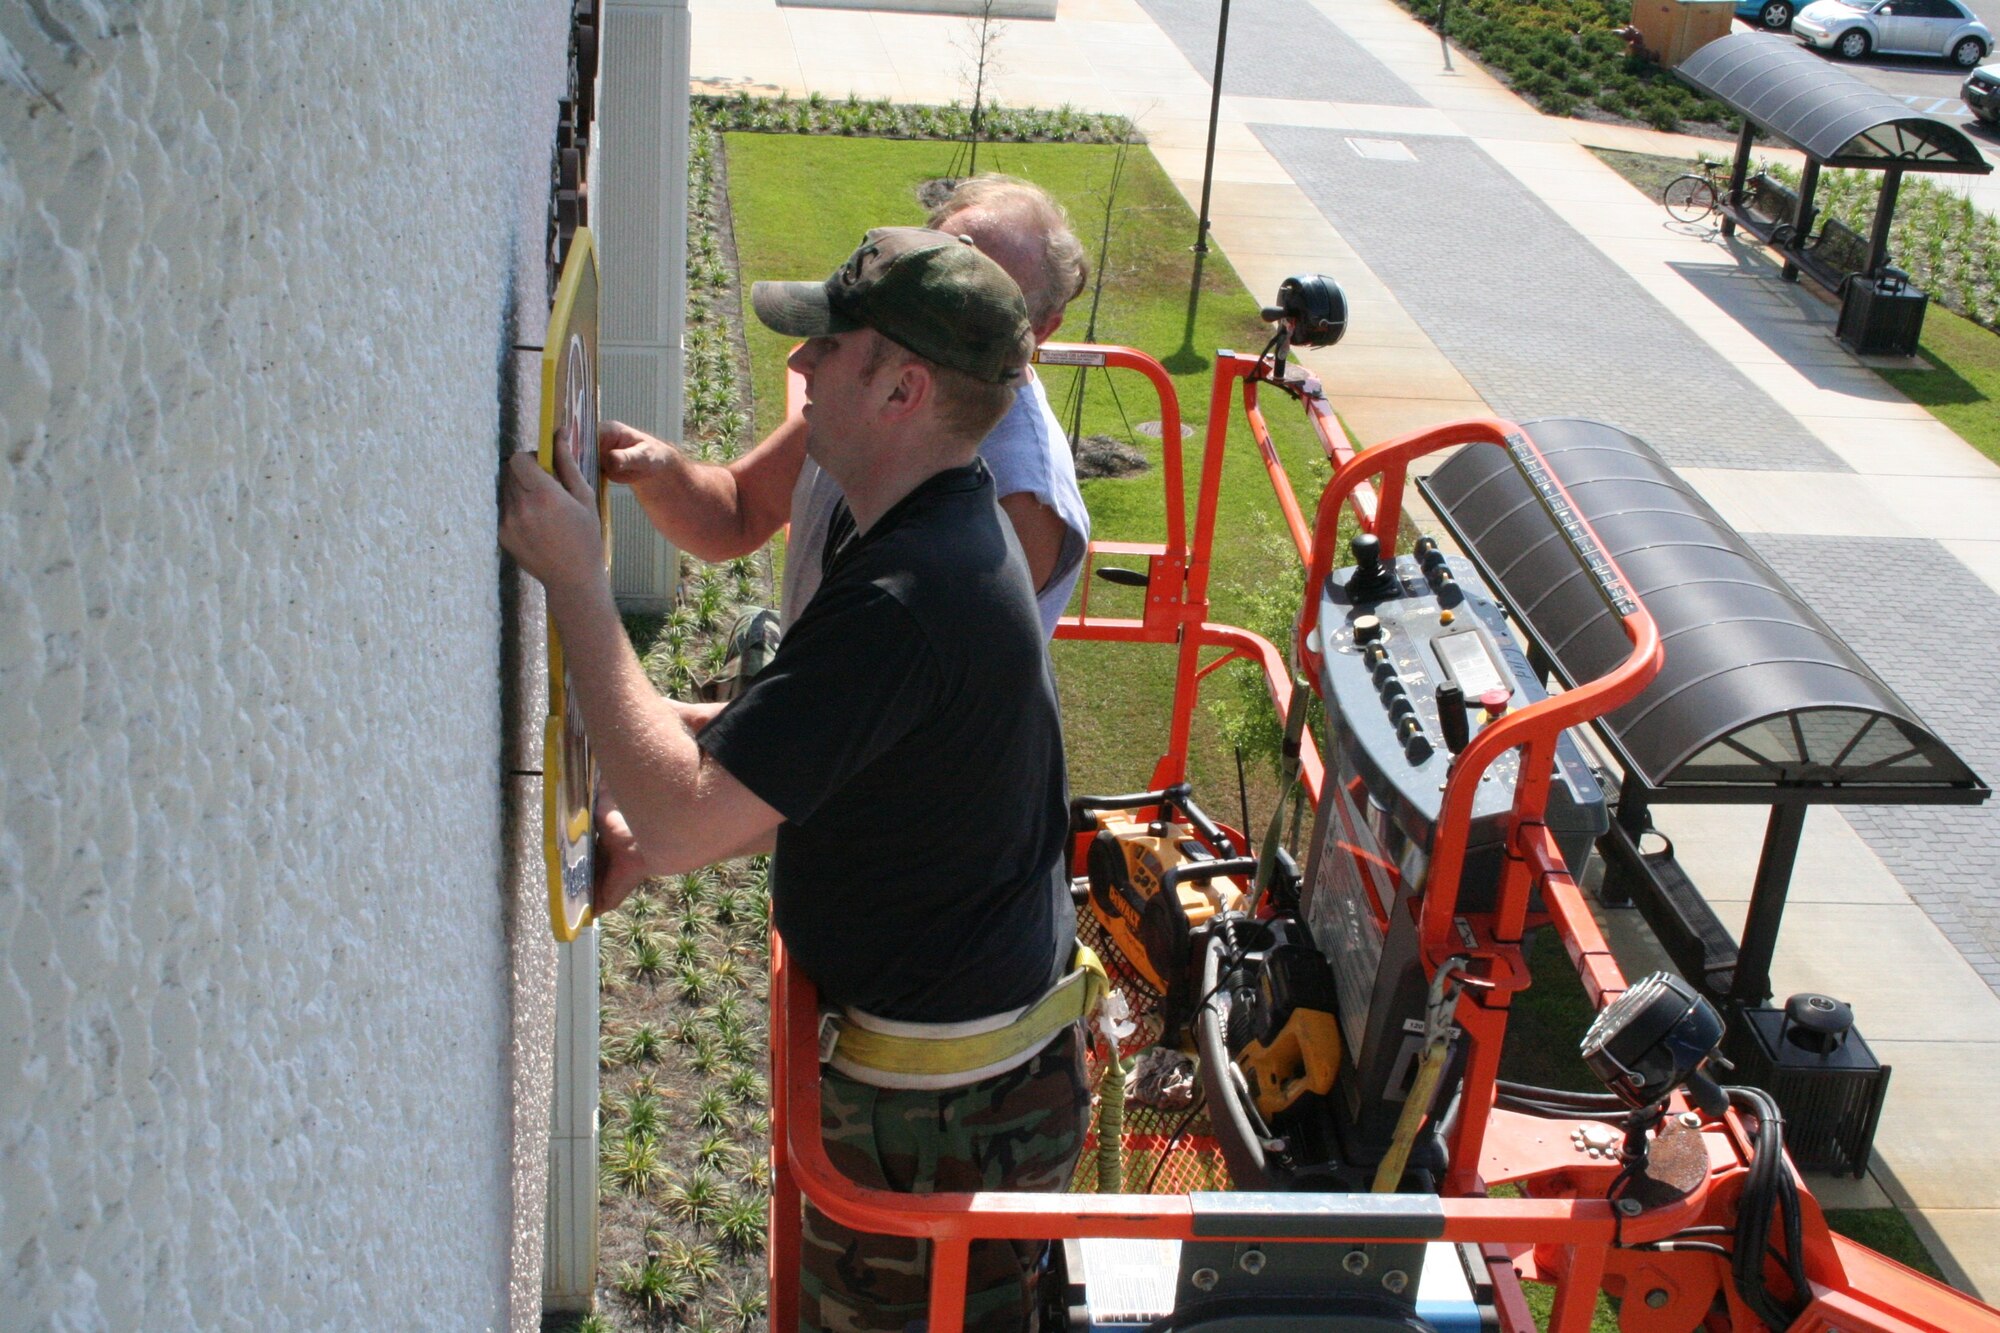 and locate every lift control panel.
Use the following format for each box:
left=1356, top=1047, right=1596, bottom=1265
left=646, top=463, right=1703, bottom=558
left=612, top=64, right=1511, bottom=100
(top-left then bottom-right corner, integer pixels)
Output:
left=1304, top=534, right=1606, bottom=1119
